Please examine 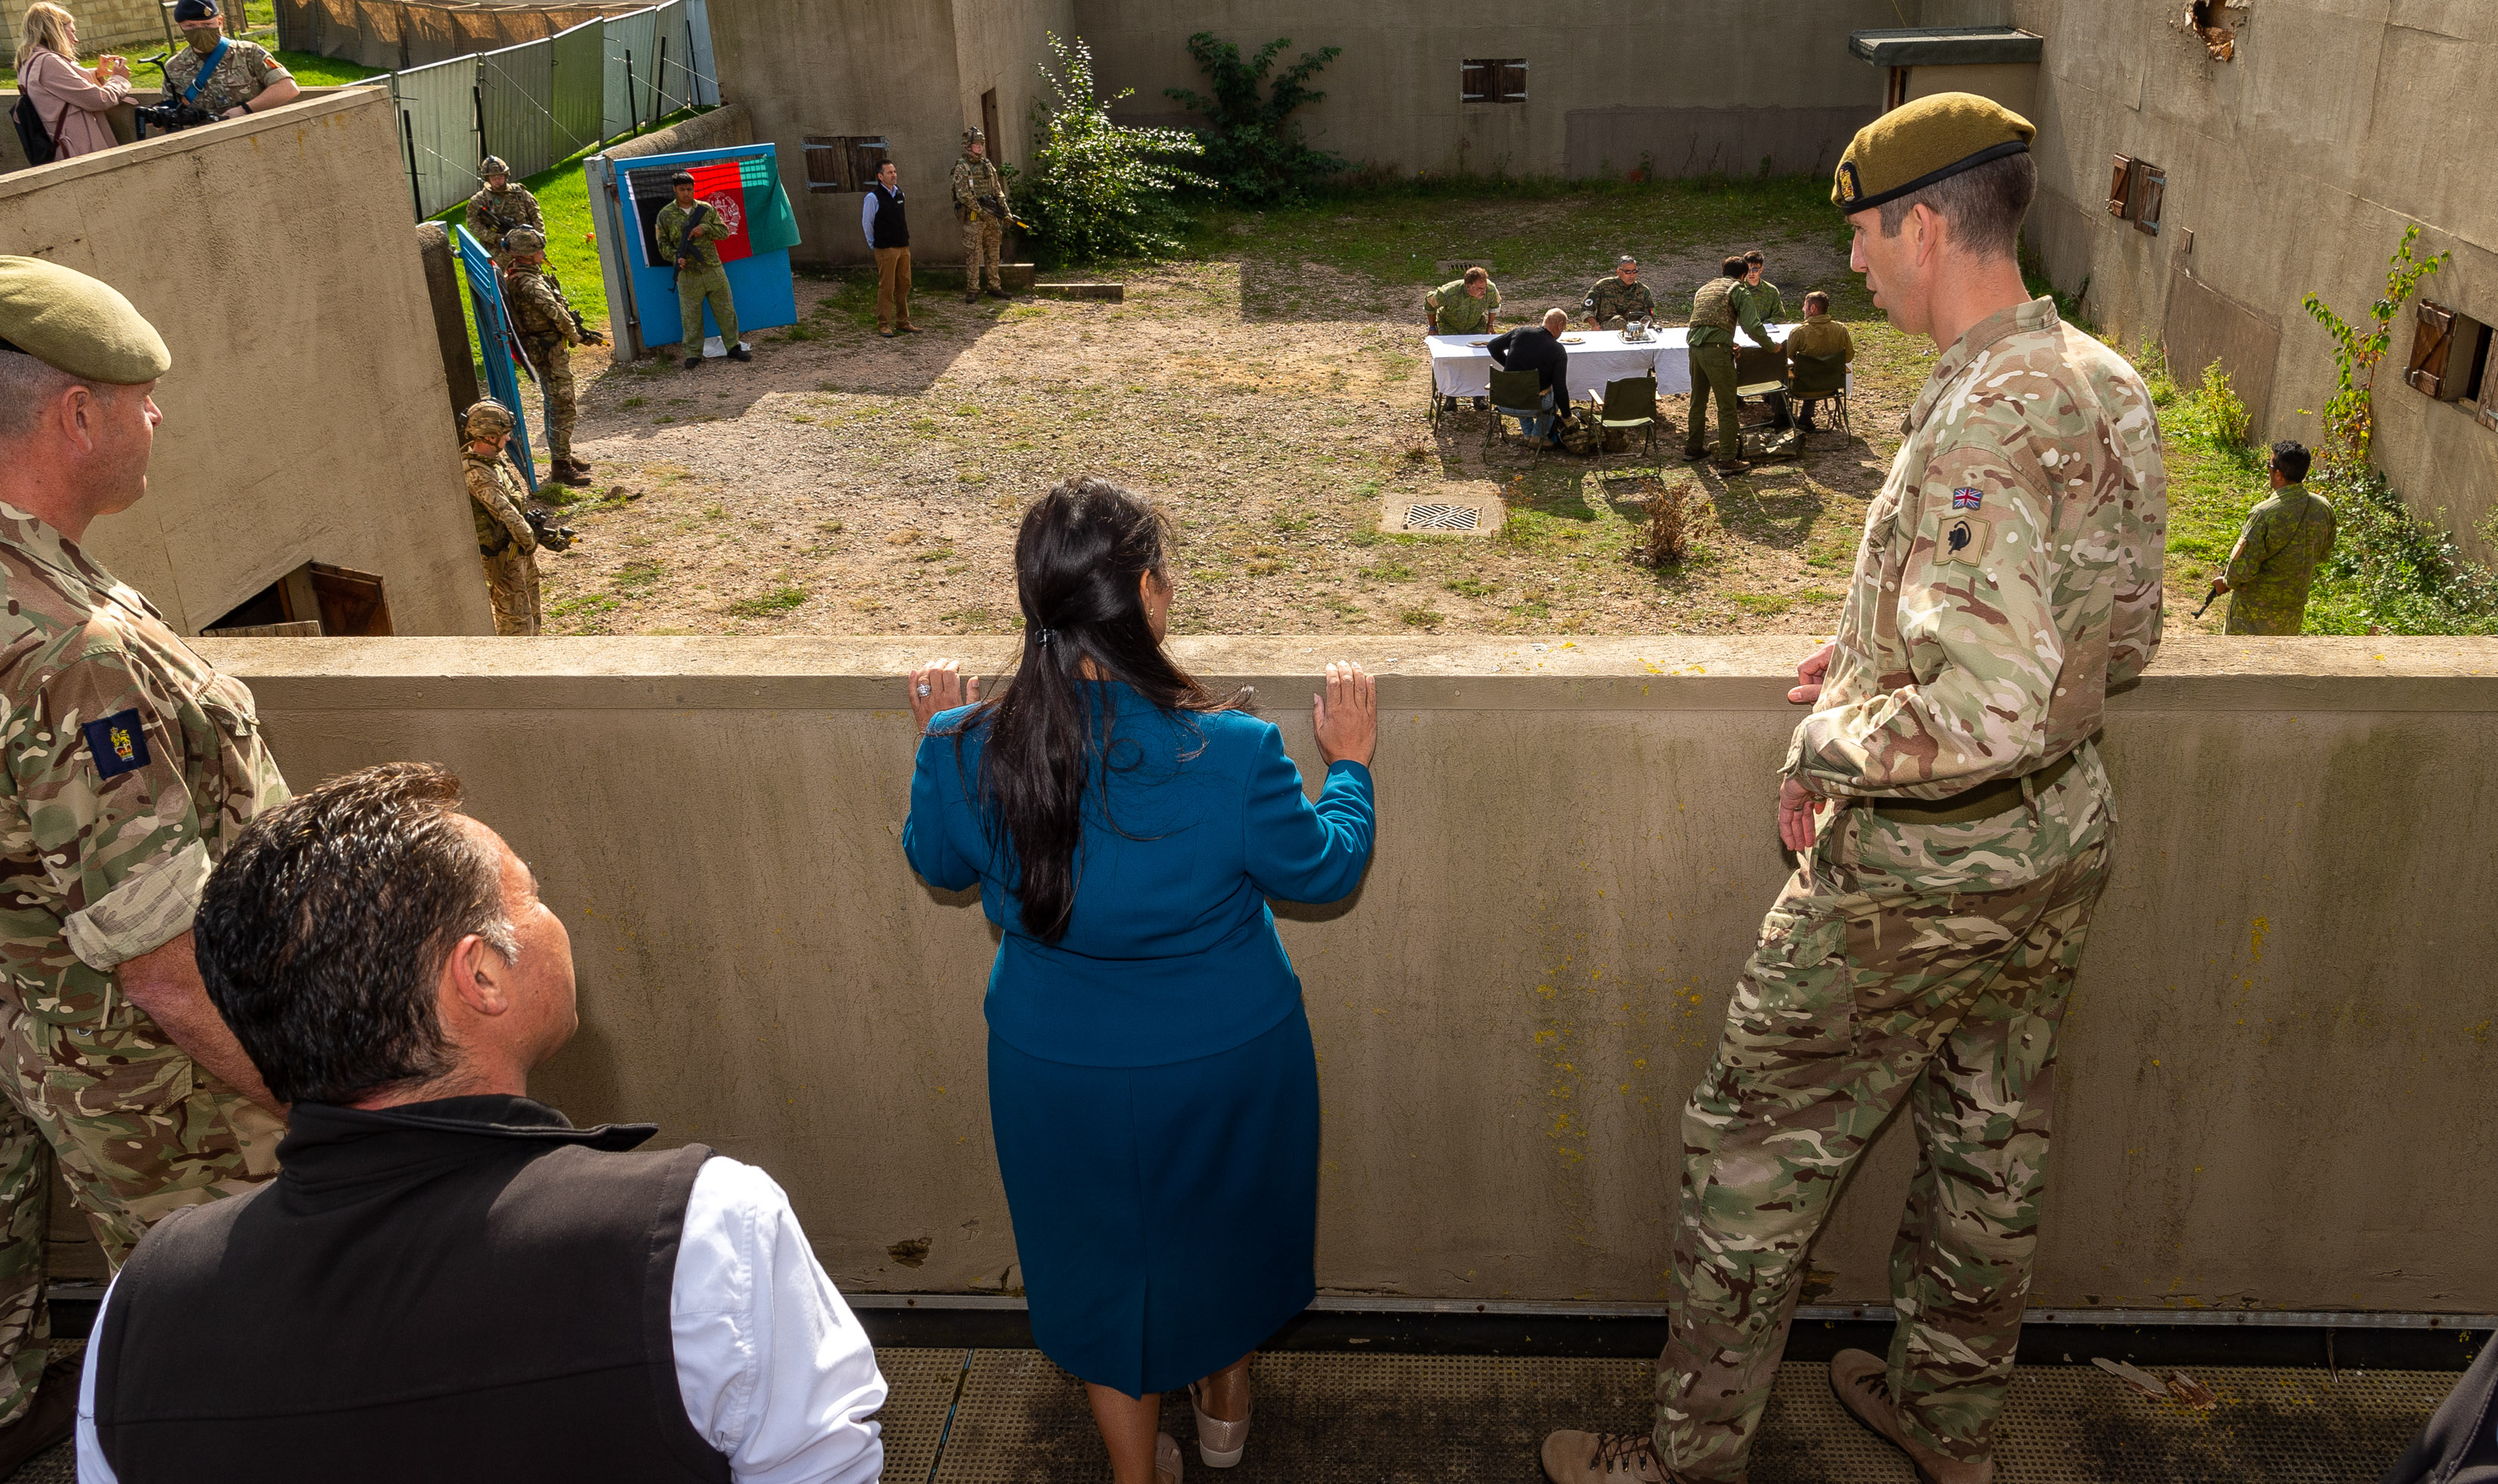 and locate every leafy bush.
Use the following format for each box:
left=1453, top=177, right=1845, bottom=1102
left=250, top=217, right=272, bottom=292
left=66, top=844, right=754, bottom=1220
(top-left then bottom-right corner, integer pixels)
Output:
left=1022, top=33, right=1207, bottom=265
left=2309, top=468, right=2498, bottom=635
left=2197, top=359, right=2250, bottom=448
left=2300, top=224, right=2448, bottom=471
left=1164, top=33, right=1346, bottom=206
